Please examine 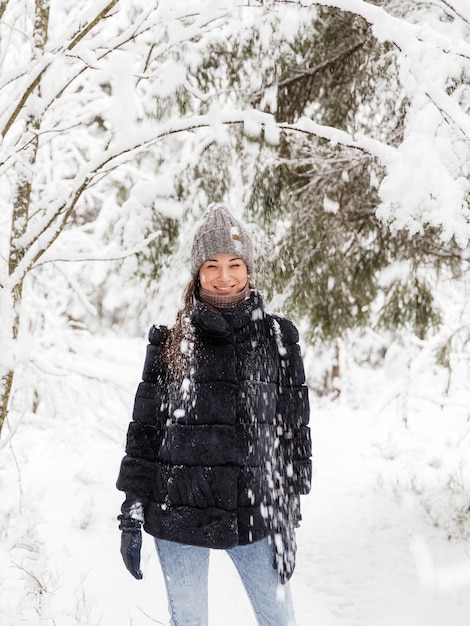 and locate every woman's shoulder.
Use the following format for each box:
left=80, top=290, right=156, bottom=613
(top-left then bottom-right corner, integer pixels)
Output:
left=266, top=313, right=300, bottom=344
